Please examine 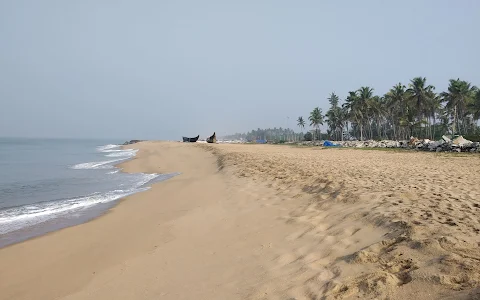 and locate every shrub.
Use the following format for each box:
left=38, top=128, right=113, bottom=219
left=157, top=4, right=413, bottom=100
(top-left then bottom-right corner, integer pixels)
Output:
left=463, top=135, right=480, bottom=142
left=304, top=132, right=313, bottom=141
